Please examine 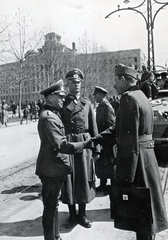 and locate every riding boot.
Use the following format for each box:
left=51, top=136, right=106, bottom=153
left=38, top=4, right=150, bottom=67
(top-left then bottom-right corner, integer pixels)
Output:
left=43, top=207, right=55, bottom=240
left=64, top=204, right=77, bottom=228
left=78, top=204, right=92, bottom=228
left=68, top=204, right=77, bottom=219
left=55, top=207, right=61, bottom=240
left=96, top=179, right=107, bottom=192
